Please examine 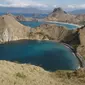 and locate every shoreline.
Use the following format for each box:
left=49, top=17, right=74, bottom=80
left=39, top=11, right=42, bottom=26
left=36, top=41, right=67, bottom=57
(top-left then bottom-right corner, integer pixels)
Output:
left=42, top=20, right=82, bottom=28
